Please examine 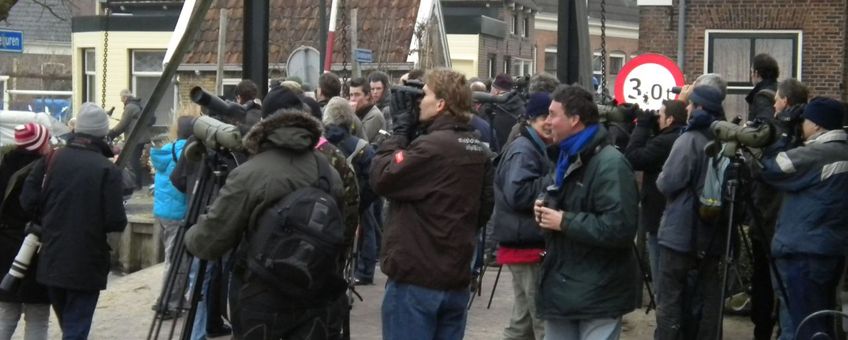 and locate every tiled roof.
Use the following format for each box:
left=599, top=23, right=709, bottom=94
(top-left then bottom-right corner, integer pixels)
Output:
left=1, top=0, right=72, bottom=43
left=183, top=0, right=420, bottom=65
